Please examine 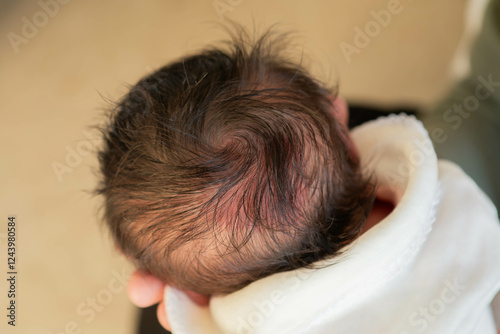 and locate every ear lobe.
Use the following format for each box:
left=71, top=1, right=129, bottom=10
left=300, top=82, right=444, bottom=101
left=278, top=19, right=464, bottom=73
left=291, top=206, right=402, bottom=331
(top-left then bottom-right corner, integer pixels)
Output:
left=327, top=94, right=359, bottom=162
left=327, top=95, right=349, bottom=128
